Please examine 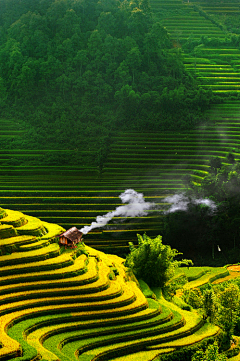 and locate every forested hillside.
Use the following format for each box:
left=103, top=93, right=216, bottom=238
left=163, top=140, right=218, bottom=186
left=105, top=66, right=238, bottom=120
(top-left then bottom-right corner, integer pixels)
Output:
left=2, top=0, right=240, bottom=261
left=0, top=0, right=213, bottom=165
